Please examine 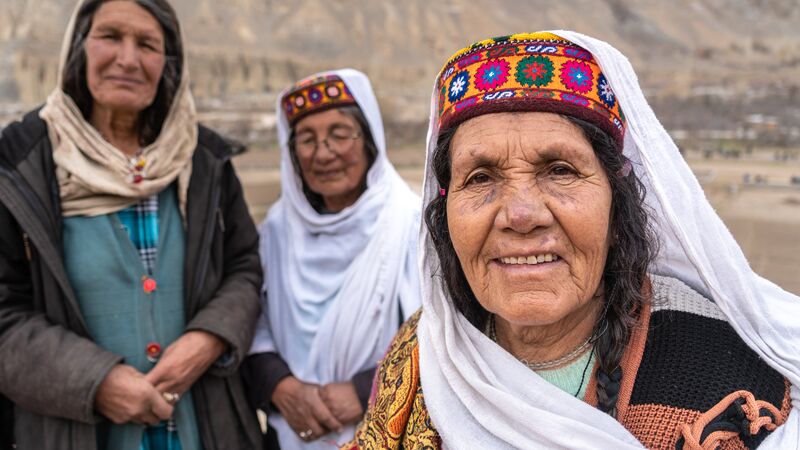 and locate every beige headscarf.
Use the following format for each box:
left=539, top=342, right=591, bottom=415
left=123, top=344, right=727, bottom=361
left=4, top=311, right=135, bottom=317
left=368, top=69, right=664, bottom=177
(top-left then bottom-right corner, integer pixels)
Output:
left=40, top=0, right=197, bottom=218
